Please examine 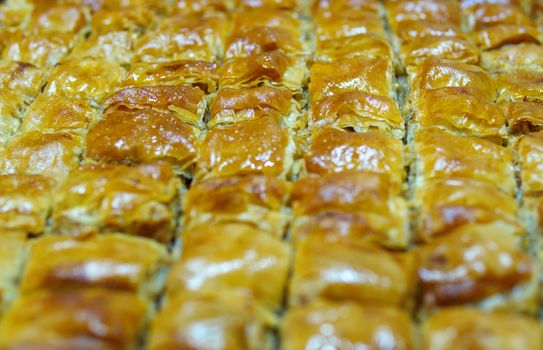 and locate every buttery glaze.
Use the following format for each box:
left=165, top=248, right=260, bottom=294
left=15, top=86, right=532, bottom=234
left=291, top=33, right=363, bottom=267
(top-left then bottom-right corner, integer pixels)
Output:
left=0, top=233, right=27, bottom=309
left=315, top=35, right=392, bottom=63
left=70, top=31, right=135, bottom=66
left=417, top=230, right=535, bottom=310
left=0, top=131, right=83, bottom=180
left=414, top=87, right=506, bottom=139
left=20, top=234, right=168, bottom=295
left=309, top=57, right=392, bottom=101
left=290, top=235, right=416, bottom=307
left=0, top=61, right=45, bottom=100
left=465, top=3, right=532, bottom=30
left=0, top=174, right=54, bottom=235
left=400, top=35, right=480, bottom=67
left=20, top=95, right=97, bottom=135
left=90, top=5, right=157, bottom=33
left=28, top=4, right=87, bottom=34
left=183, top=175, right=291, bottom=237
left=225, top=9, right=302, bottom=59
left=388, top=0, right=461, bottom=27
left=44, top=57, right=125, bottom=101
left=86, top=107, right=199, bottom=170
left=210, top=86, right=294, bottom=126
left=422, top=308, right=543, bottom=350
left=219, top=50, right=305, bottom=91
left=304, top=128, right=405, bottom=189
left=503, top=101, right=543, bottom=134
left=497, top=70, right=543, bottom=102
left=415, top=178, right=523, bottom=242
left=198, top=116, right=292, bottom=179
left=517, top=131, right=543, bottom=195
left=394, top=21, right=464, bottom=43
left=0, top=289, right=148, bottom=350
left=52, top=162, right=180, bottom=242
left=282, top=301, right=414, bottom=350
left=135, top=13, right=228, bottom=63
left=480, top=43, right=543, bottom=73
left=0, top=91, right=24, bottom=145
left=314, top=7, right=386, bottom=41
left=166, top=223, right=290, bottom=310
left=473, top=25, right=541, bottom=50
left=310, top=90, right=403, bottom=137
left=414, top=128, right=515, bottom=194
left=149, top=291, right=276, bottom=350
